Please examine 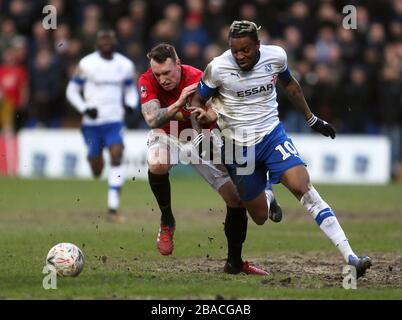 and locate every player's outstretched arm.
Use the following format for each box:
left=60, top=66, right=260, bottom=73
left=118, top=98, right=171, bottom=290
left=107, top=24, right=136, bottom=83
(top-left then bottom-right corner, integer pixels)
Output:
left=190, top=105, right=217, bottom=125
left=279, top=75, right=336, bottom=139
left=66, top=81, right=98, bottom=119
left=189, top=92, right=216, bottom=125
left=141, top=83, right=197, bottom=129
